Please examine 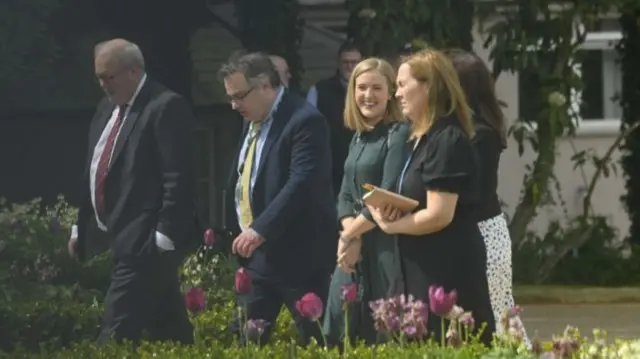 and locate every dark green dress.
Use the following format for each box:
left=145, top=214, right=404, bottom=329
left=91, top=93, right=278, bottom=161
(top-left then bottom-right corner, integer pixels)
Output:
left=322, top=121, right=410, bottom=345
